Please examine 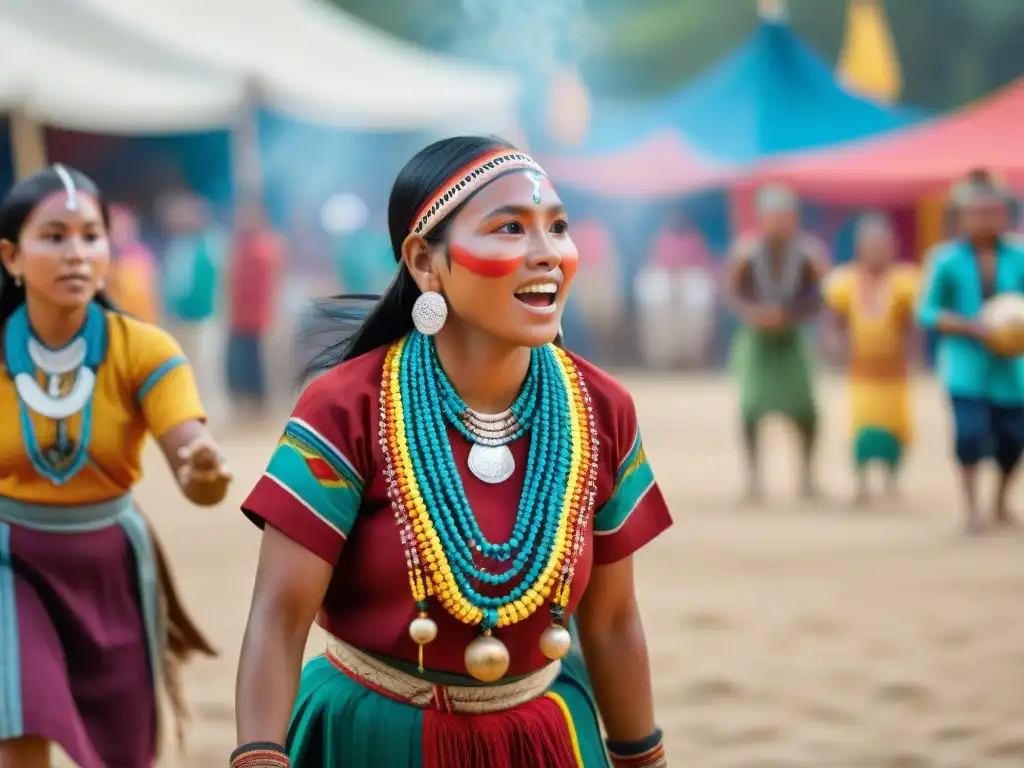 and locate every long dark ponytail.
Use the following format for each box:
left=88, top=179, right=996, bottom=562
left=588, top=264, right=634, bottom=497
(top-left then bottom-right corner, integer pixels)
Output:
left=0, top=165, right=116, bottom=331
left=301, top=136, right=515, bottom=381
